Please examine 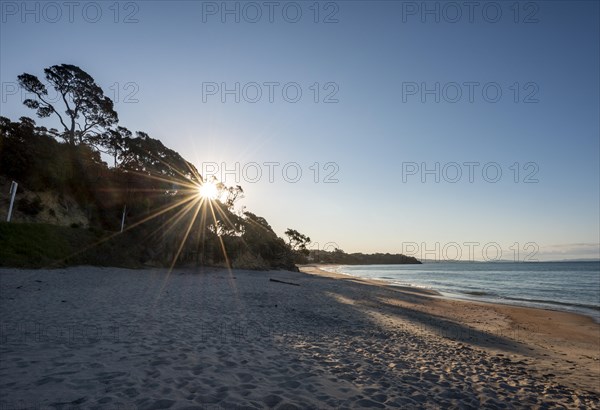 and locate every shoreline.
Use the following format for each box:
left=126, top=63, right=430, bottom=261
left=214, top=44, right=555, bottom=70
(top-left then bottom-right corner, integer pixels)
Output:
left=1, top=266, right=598, bottom=407
left=309, top=263, right=600, bottom=323
left=300, top=264, right=600, bottom=394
